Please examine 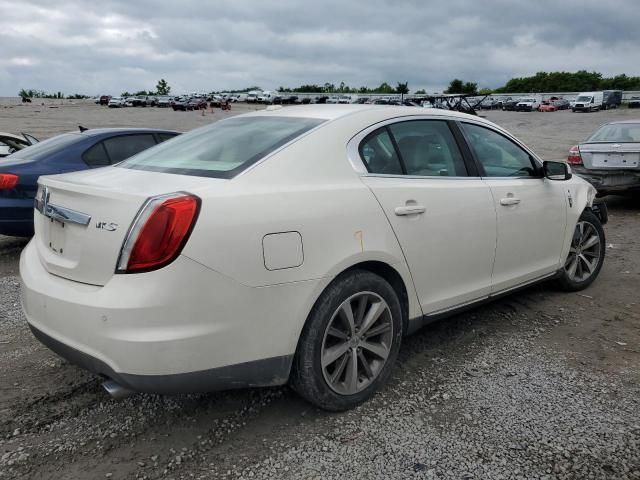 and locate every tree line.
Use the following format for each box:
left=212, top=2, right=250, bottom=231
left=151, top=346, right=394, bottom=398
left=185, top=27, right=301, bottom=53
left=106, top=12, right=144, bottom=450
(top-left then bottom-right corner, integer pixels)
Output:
left=18, top=88, right=89, bottom=99
left=493, top=71, right=640, bottom=93
left=19, top=72, right=640, bottom=101
left=277, top=81, right=411, bottom=95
